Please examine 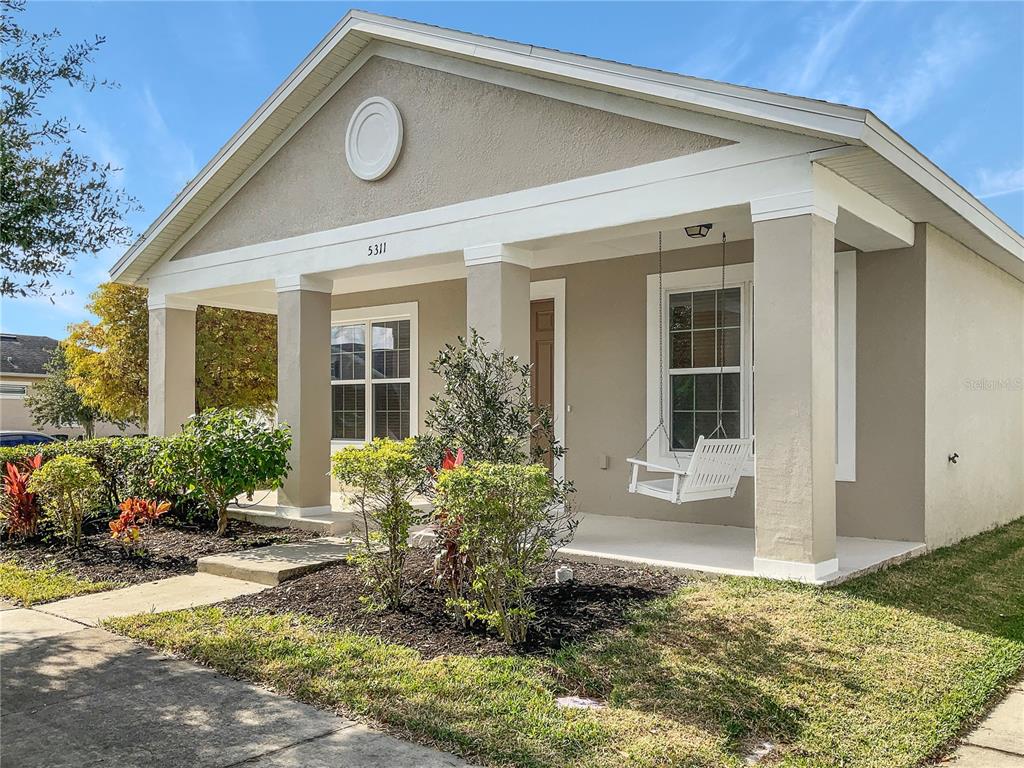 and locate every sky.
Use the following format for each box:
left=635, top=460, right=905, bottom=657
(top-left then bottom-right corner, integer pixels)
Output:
left=3, top=1, right=1022, bottom=339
